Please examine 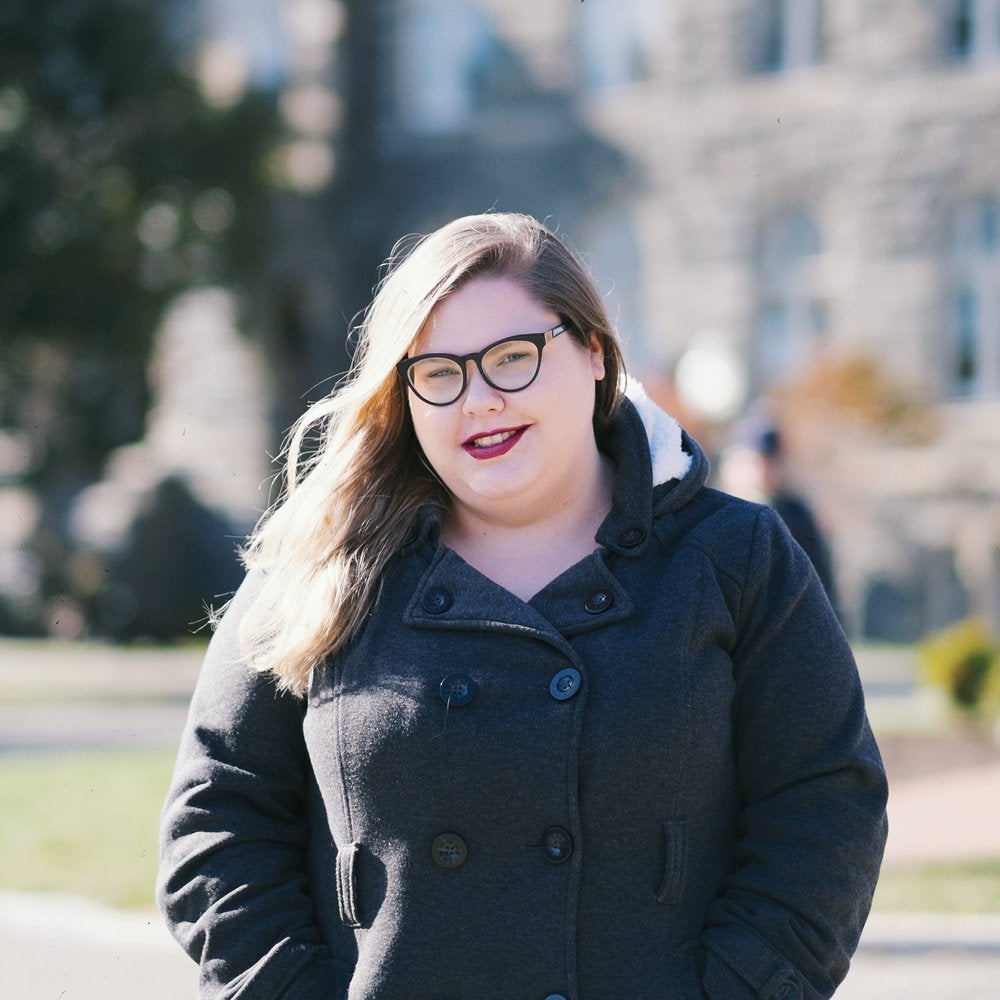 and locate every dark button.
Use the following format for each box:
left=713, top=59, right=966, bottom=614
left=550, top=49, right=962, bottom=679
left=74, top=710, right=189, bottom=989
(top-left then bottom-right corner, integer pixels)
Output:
left=618, top=527, right=645, bottom=547
left=549, top=667, right=581, bottom=701
left=583, top=590, right=612, bottom=614
left=439, top=673, right=475, bottom=707
left=422, top=587, right=452, bottom=614
left=541, top=826, right=573, bottom=864
left=772, top=983, right=799, bottom=1000
left=543, top=995, right=569, bottom=1000
left=431, top=833, right=467, bottom=869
